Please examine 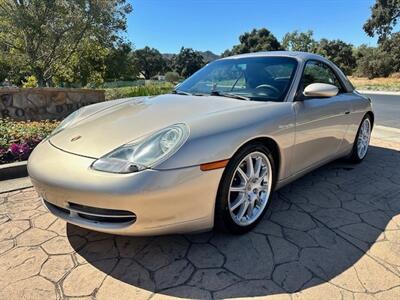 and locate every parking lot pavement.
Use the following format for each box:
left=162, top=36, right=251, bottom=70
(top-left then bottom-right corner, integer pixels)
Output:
left=0, top=136, right=399, bottom=300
